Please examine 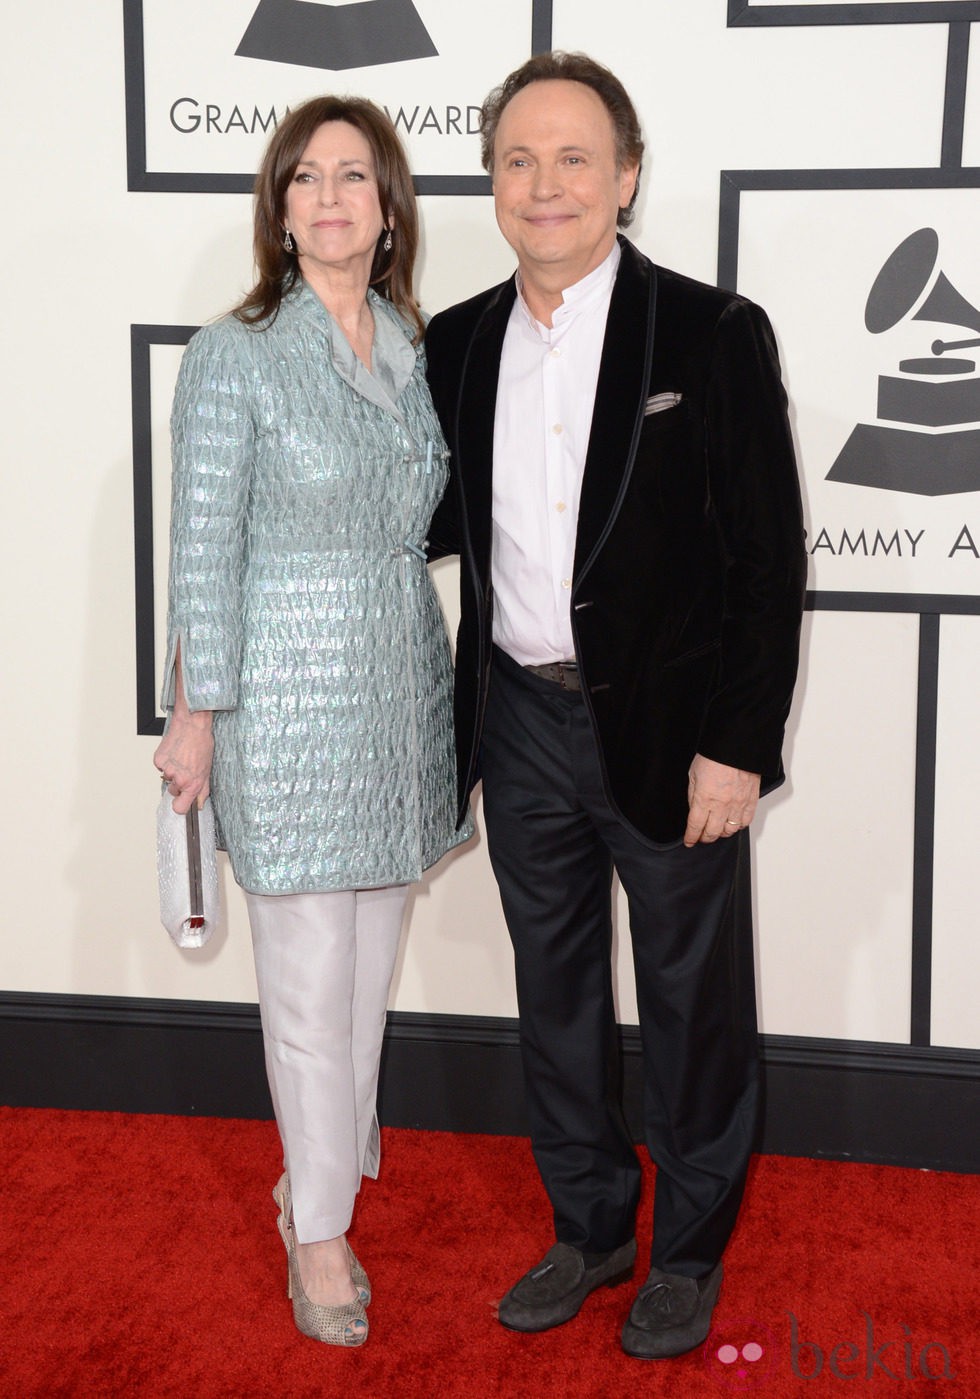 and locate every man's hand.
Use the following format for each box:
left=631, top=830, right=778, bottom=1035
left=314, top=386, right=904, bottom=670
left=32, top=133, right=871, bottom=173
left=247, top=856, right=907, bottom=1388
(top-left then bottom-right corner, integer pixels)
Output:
left=684, top=754, right=761, bottom=847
